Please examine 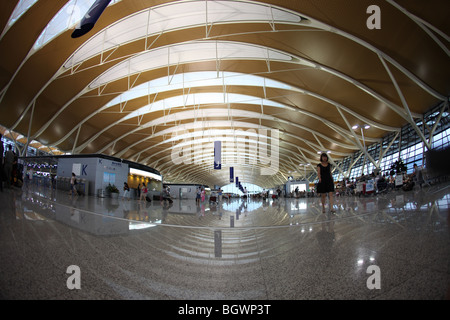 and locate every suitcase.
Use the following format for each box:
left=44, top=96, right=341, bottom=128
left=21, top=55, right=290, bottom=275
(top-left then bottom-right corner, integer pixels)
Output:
left=77, top=189, right=84, bottom=196
left=145, top=195, right=152, bottom=202
left=162, top=197, right=173, bottom=204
